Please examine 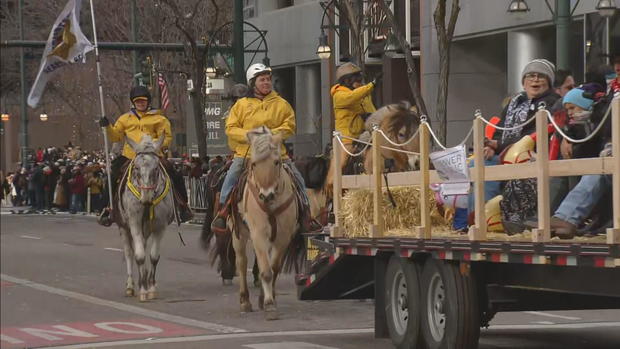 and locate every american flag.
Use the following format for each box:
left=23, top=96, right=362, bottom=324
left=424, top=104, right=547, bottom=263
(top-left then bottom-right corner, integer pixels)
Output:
left=157, top=72, right=170, bottom=111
